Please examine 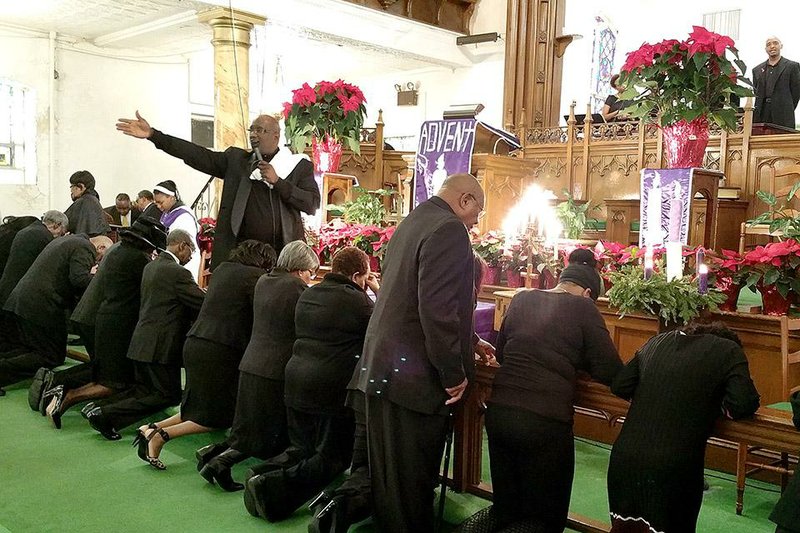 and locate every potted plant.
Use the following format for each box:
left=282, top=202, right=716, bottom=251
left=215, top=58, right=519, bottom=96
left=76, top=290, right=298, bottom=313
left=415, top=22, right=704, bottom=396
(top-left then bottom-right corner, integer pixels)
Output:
left=282, top=79, right=367, bottom=173
left=618, top=26, right=752, bottom=168
left=197, top=217, right=216, bottom=255
left=746, top=187, right=800, bottom=239
left=555, top=190, right=599, bottom=240
left=328, top=187, right=394, bottom=226
left=607, top=262, right=726, bottom=330
left=740, top=239, right=800, bottom=315
left=471, top=230, right=505, bottom=285
left=314, top=219, right=396, bottom=273
left=706, top=248, right=749, bottom=312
